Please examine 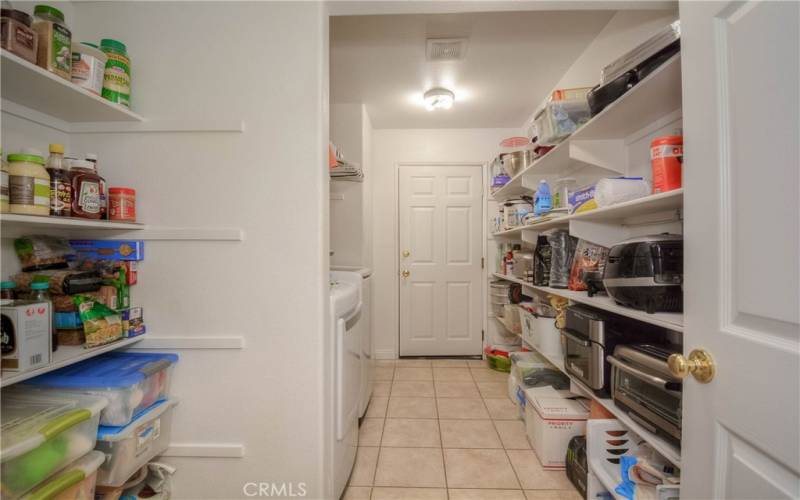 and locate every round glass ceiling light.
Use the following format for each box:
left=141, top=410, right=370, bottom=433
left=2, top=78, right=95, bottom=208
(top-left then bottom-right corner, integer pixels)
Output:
left=424, top=88, right=455, bottom=111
